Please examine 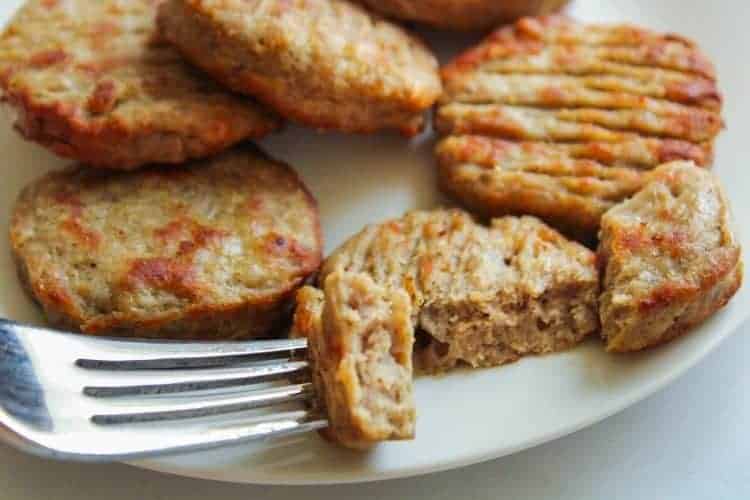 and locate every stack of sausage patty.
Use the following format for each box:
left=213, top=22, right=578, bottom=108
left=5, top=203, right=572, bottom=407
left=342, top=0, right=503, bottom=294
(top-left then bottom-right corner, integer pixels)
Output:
left=1, top=0, right=448, bottom=340
left=1, top=0, right=328, bottom=340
